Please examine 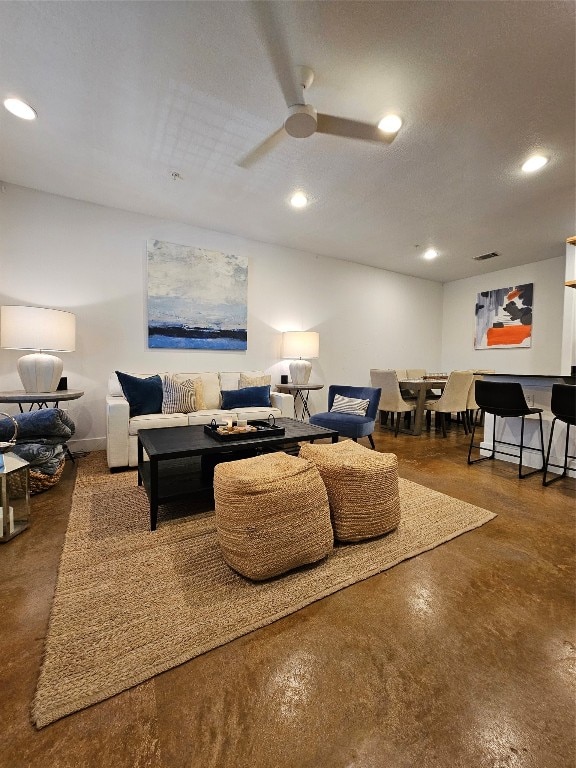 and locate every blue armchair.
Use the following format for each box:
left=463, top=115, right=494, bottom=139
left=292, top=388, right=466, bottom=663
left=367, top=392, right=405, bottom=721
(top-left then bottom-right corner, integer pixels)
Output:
left=309, top=385, right=382, bottom=449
